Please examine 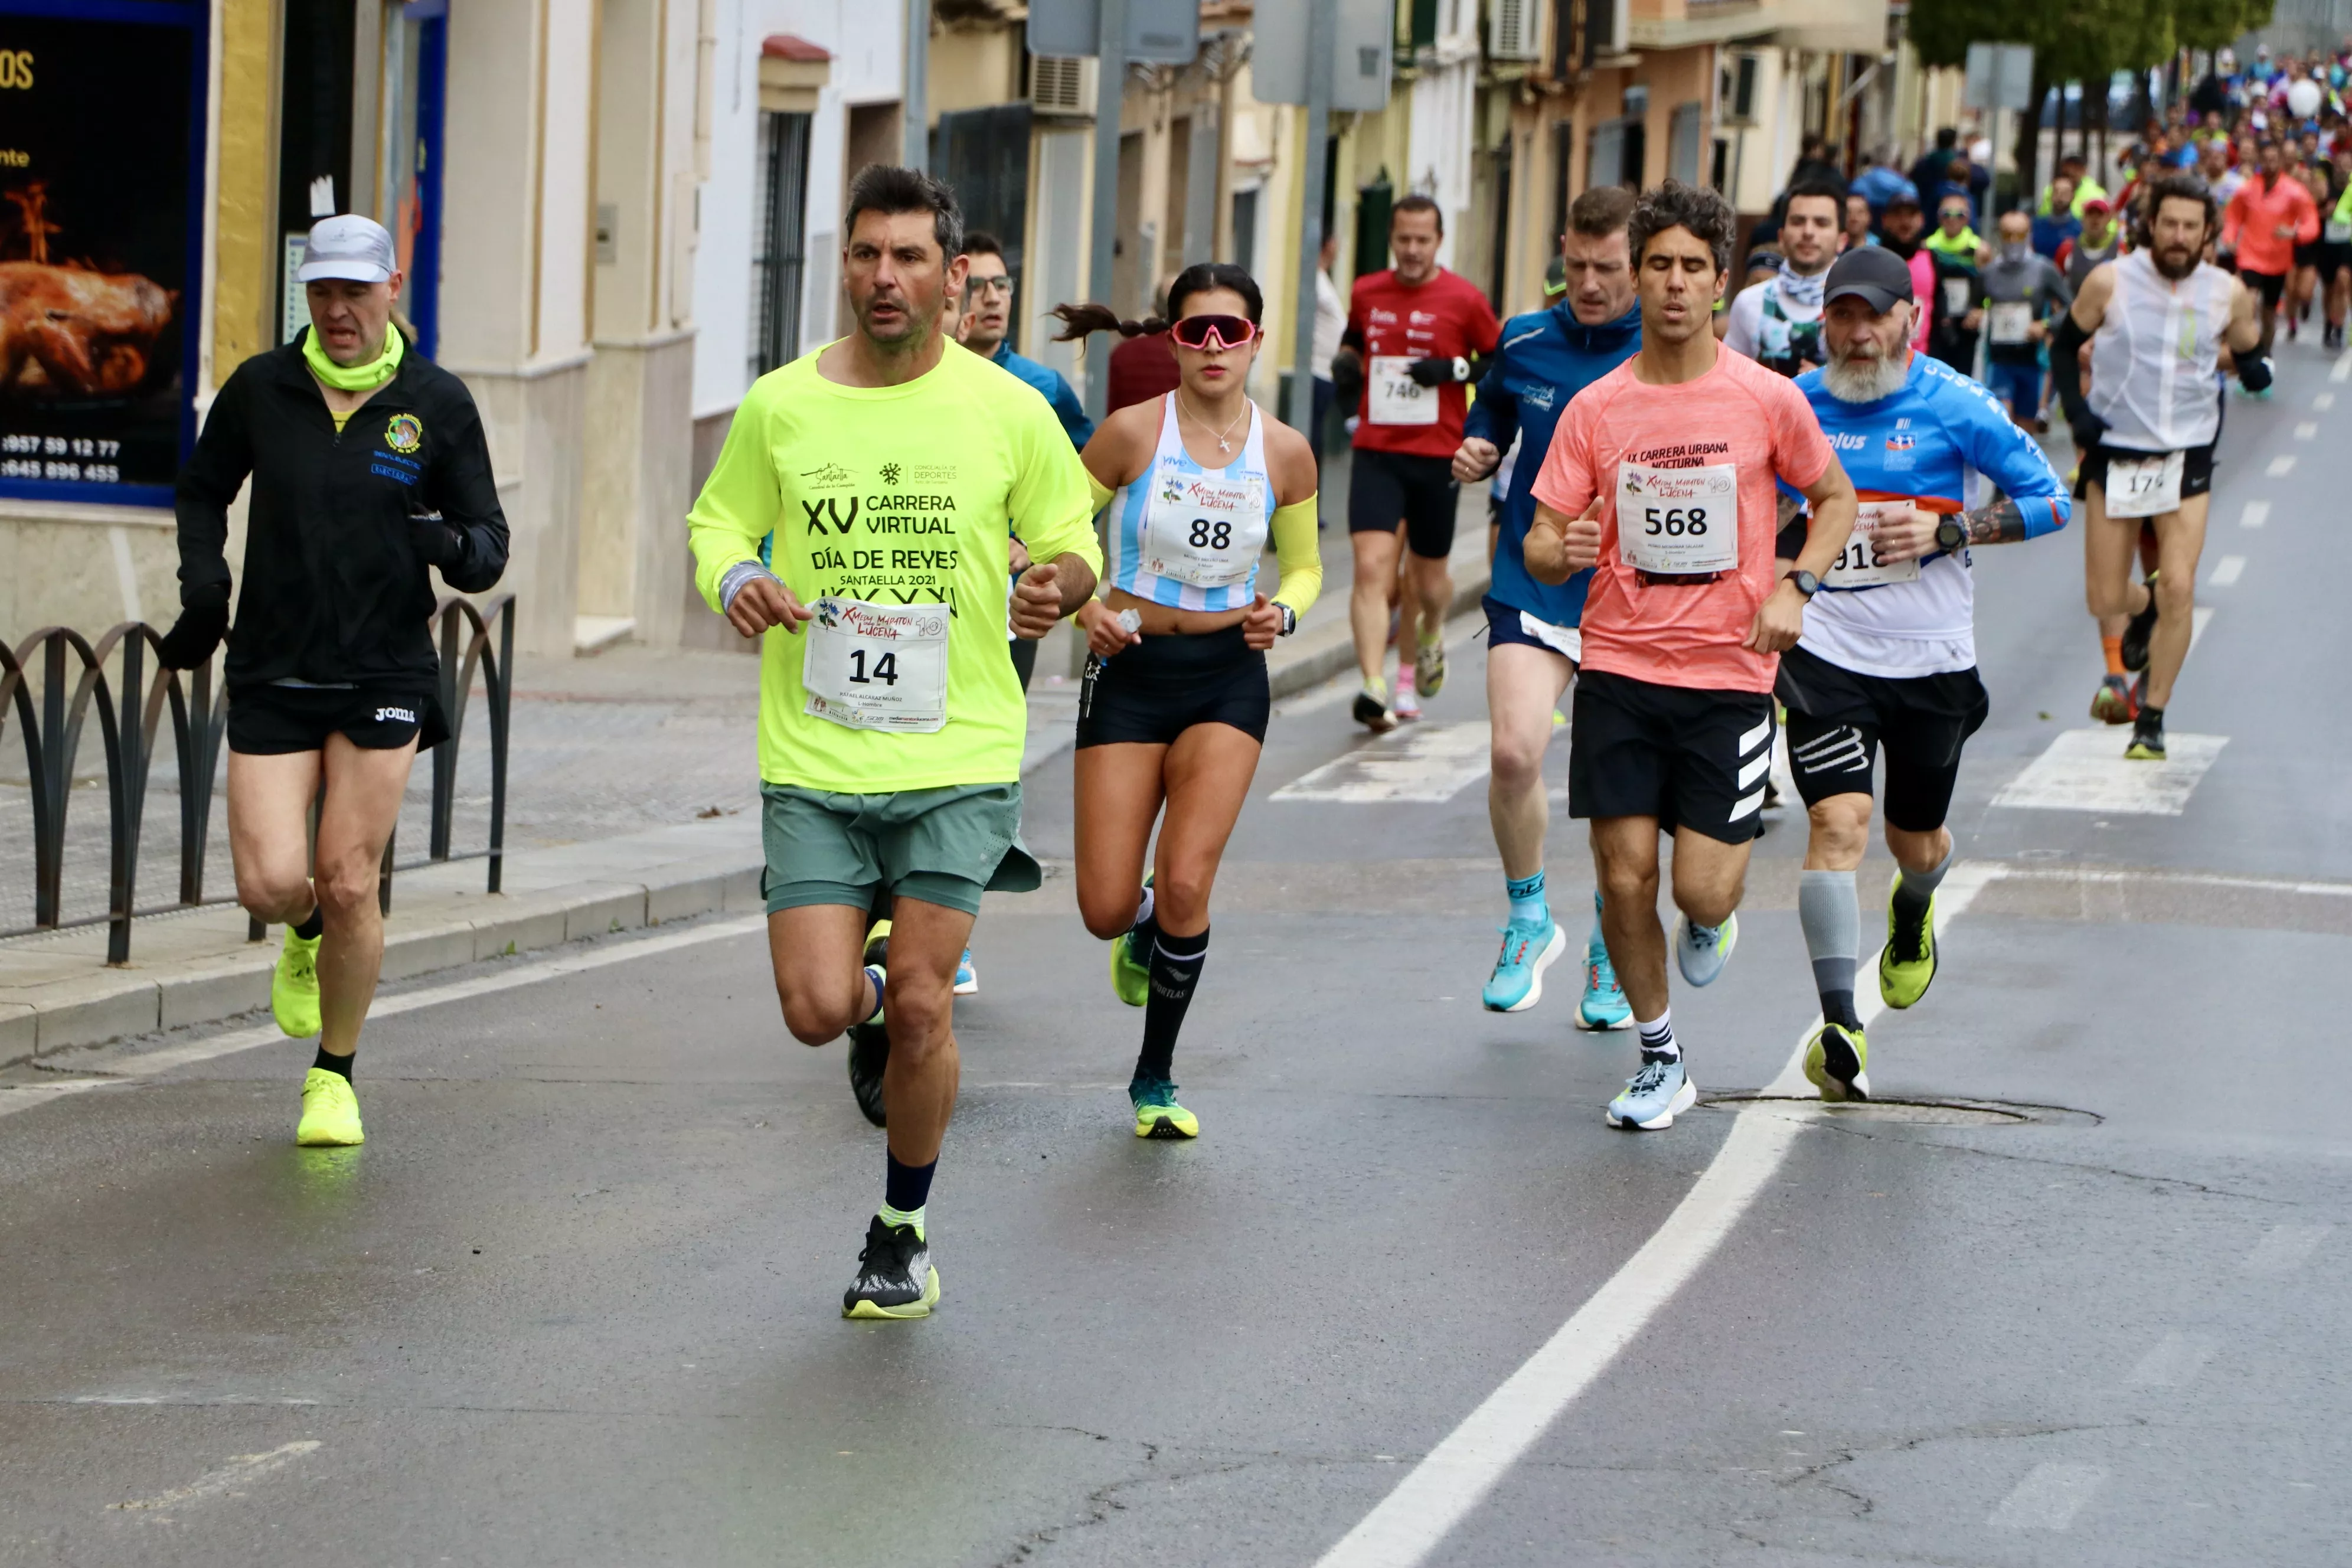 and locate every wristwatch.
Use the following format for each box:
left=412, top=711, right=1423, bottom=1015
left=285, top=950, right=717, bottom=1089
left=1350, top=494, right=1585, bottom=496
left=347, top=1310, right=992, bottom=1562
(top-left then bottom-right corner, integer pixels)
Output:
left=1935, top=518, right=1968, bottom=554
left=1278, top=603, right=1298, bottom=637
left=1785, top=569, right=1821, bottom=598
